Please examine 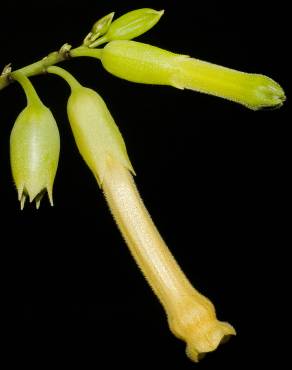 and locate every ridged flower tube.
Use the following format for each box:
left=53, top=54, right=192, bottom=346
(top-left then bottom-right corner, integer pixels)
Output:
left=10, top=72, right=60, bottom=209
left=47, top=65, right=236, bottom=362
left=72, top=40, right=285, bottom=110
